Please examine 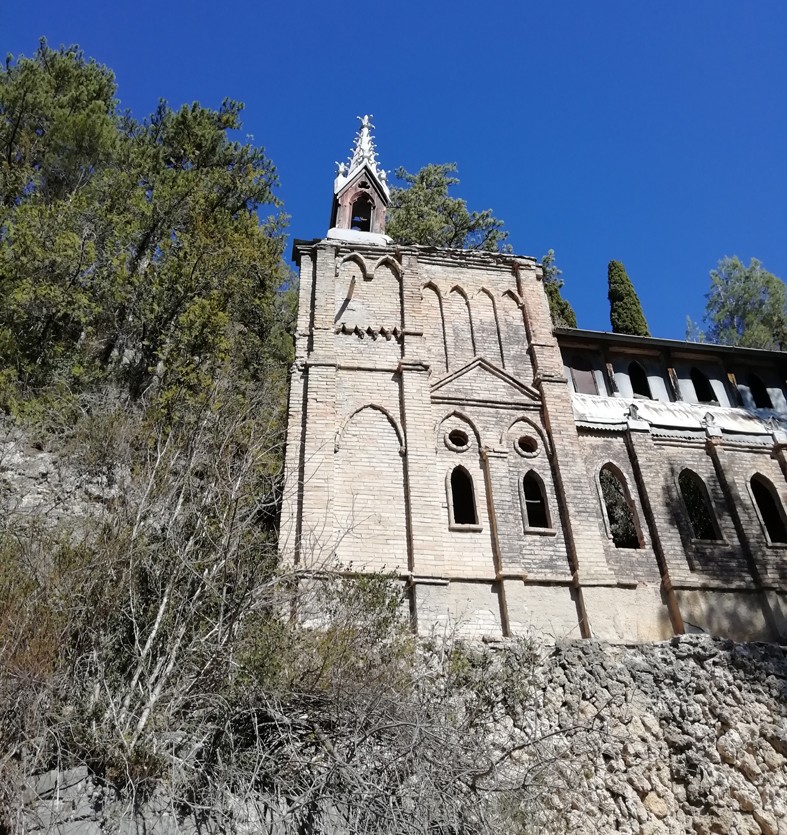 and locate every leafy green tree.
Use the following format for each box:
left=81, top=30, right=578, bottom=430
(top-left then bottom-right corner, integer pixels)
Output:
left=386, top=162, right=509, bottom=251
left=542, top=249, right=577, bottom=328
left=688, top=256, right=786, bottom=350
left=607, top=260, right=650, bottom=336
left=0, top=41, right=292, bottom=415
